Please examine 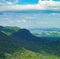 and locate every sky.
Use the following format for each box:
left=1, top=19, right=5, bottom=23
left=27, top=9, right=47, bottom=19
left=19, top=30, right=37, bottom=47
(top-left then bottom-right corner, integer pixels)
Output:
left=0, top=0, right=60, bottom=11
left=0, top=0, right=60, bottom=29
left=0, top=0, right=38, bottom=5
left=0, top=0, right=60, bottom=4
left=0, top=11, right=60, bottom=29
